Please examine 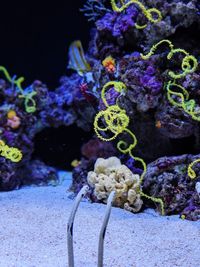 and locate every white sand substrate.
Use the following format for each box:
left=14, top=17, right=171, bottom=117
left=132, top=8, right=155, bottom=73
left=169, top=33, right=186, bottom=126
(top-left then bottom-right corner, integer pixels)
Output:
left=0, top=171, right=200, bottom=267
